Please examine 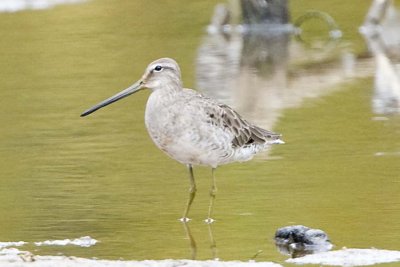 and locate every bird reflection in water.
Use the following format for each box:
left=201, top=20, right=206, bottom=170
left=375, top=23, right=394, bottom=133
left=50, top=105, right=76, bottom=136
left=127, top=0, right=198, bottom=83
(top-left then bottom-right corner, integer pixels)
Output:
left=181, top=221, right=218, bottom=260
left=360, top=0, right=400, bottom=114
left=197, top=0, right=291, bottom=130
left=196, top=0, right=359, bottom=139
